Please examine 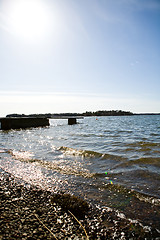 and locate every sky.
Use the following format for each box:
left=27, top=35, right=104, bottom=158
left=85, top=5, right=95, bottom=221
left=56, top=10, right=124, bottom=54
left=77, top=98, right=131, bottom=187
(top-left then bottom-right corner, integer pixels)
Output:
left=0, top=0, right=160, bottom=116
